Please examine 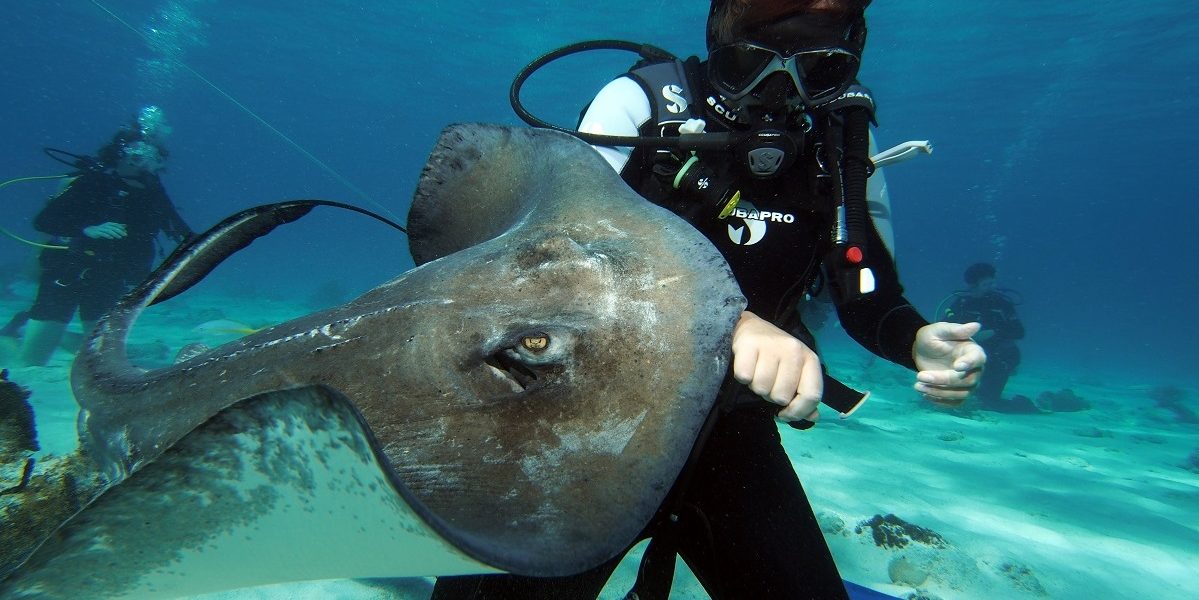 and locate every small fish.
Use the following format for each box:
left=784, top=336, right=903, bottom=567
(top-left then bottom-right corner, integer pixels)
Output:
left=191, top=319, right=260, bottom=336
